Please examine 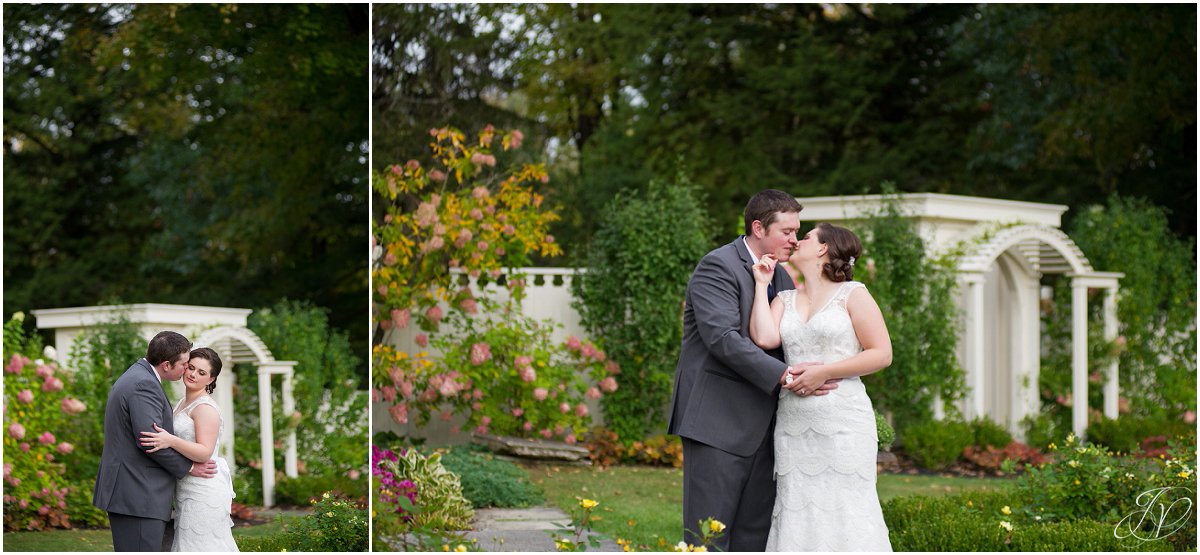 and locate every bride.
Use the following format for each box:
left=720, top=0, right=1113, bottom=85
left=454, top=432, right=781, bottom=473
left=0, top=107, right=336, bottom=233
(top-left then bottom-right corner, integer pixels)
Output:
left=140, top=347, right=239, bottom=552
left=750, top=222, right=893, bottom=551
